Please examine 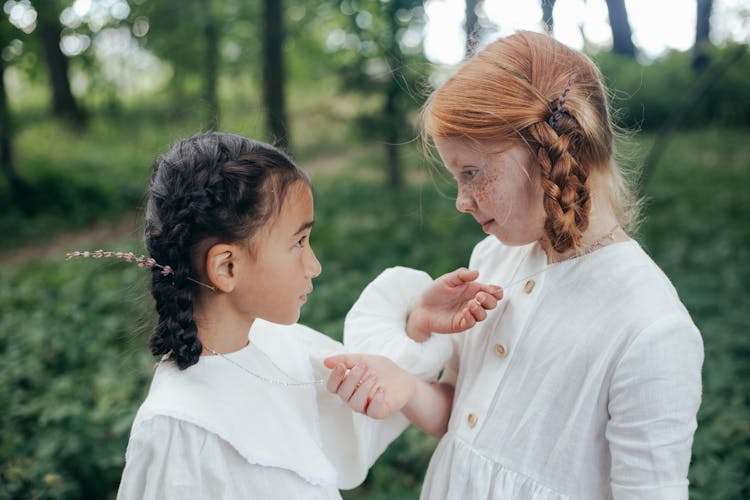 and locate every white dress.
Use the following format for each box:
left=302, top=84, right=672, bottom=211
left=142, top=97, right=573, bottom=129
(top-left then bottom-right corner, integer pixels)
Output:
left=344, top=236, right=704, bottom=500
left=117, top=319, right=419, bottom=500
